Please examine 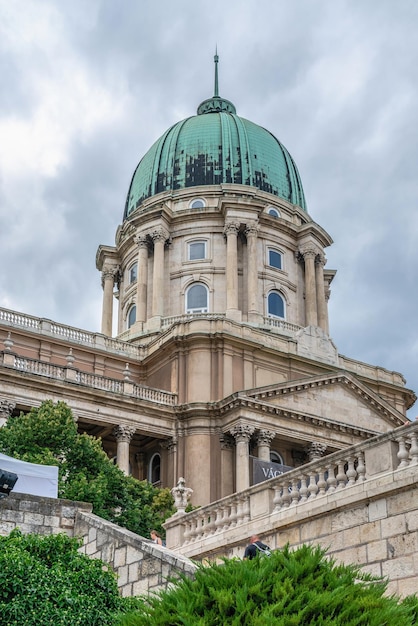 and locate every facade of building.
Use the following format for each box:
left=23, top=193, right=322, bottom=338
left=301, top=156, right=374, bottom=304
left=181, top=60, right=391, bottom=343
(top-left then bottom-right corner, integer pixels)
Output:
left=0, top=57, right=415, bottom=506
